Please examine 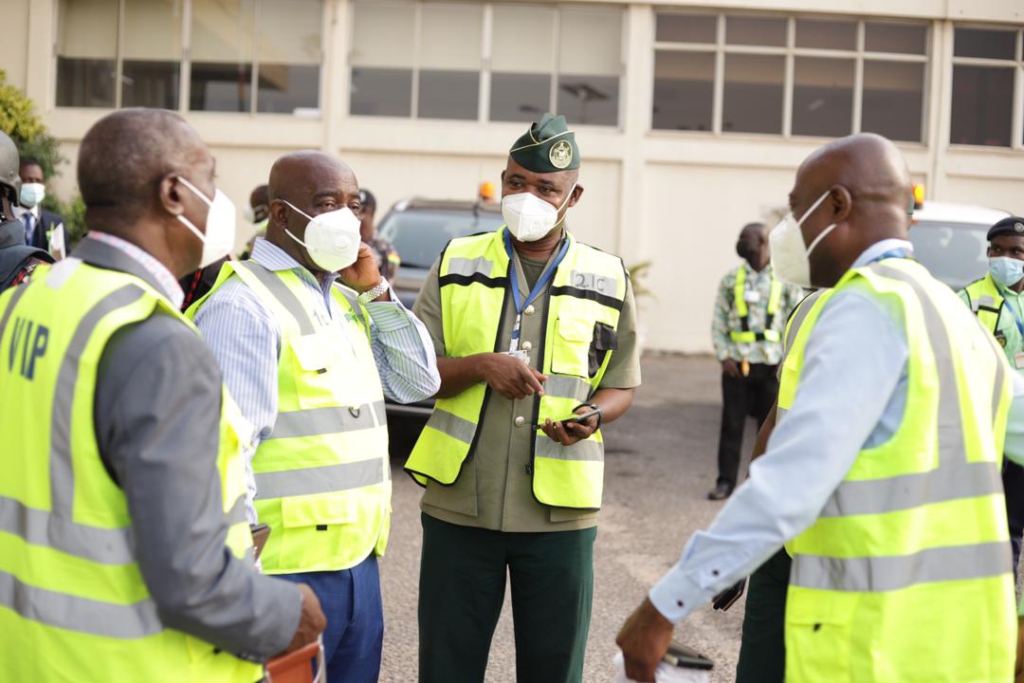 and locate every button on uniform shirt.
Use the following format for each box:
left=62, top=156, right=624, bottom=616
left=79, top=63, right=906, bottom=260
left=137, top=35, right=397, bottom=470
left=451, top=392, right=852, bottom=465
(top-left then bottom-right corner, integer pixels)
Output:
left=711, top=264, right=803, bottom=365
left=413, top=235, right=642, bottom=533
left=194, top=238, right=440, bottom=523
left=958, top=282, right=1024, bottom=374
left=649, top=239, right=1024, bottom=621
